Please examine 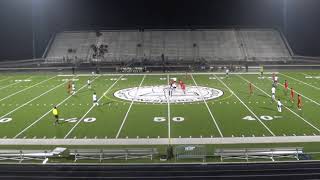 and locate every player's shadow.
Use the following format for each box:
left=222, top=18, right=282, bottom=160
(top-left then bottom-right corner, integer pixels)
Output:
left=97, top=101, right=115, bottom=110
left=259, top=106, right=276, bottom=112
left=258, top=94, right=269, bottom=98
